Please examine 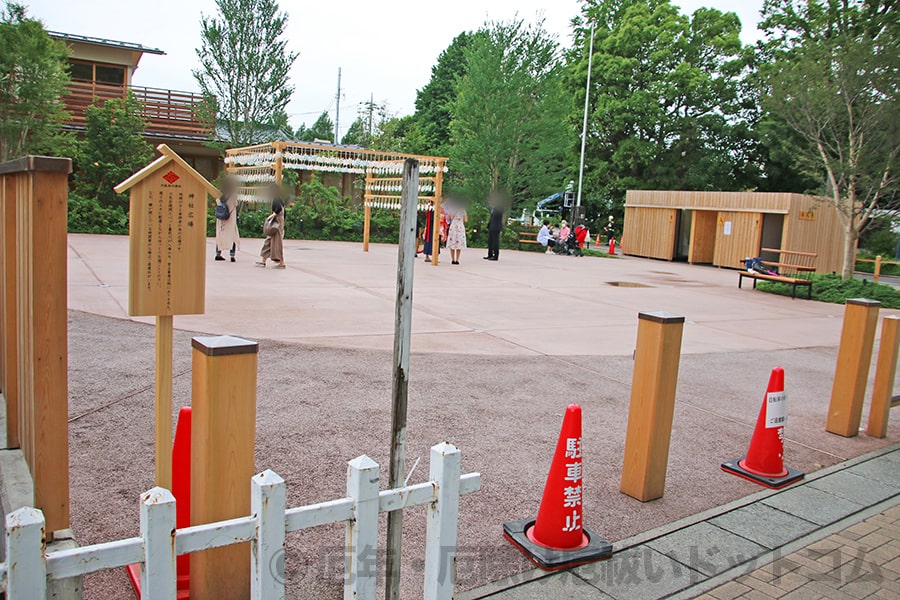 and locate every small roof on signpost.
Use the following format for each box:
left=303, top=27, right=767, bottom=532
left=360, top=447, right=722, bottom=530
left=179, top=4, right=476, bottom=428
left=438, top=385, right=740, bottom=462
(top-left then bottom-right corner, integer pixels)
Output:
left=114, top=143, right=219, bottom=197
